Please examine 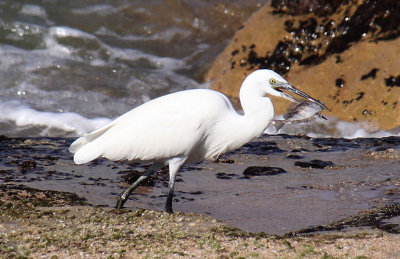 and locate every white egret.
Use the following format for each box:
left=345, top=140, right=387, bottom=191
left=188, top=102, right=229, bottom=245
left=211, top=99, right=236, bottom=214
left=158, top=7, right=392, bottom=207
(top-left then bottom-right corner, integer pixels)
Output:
left=69, top=69, right=327, bottom=213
